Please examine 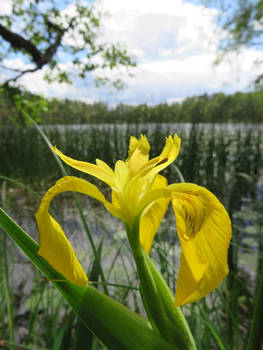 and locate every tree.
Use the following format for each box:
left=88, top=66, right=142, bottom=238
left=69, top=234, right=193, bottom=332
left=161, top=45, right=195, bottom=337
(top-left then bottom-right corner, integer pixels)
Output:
left=203, top=0, right=263, bottom=87
left=0, top=0, right=135, bottom=88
